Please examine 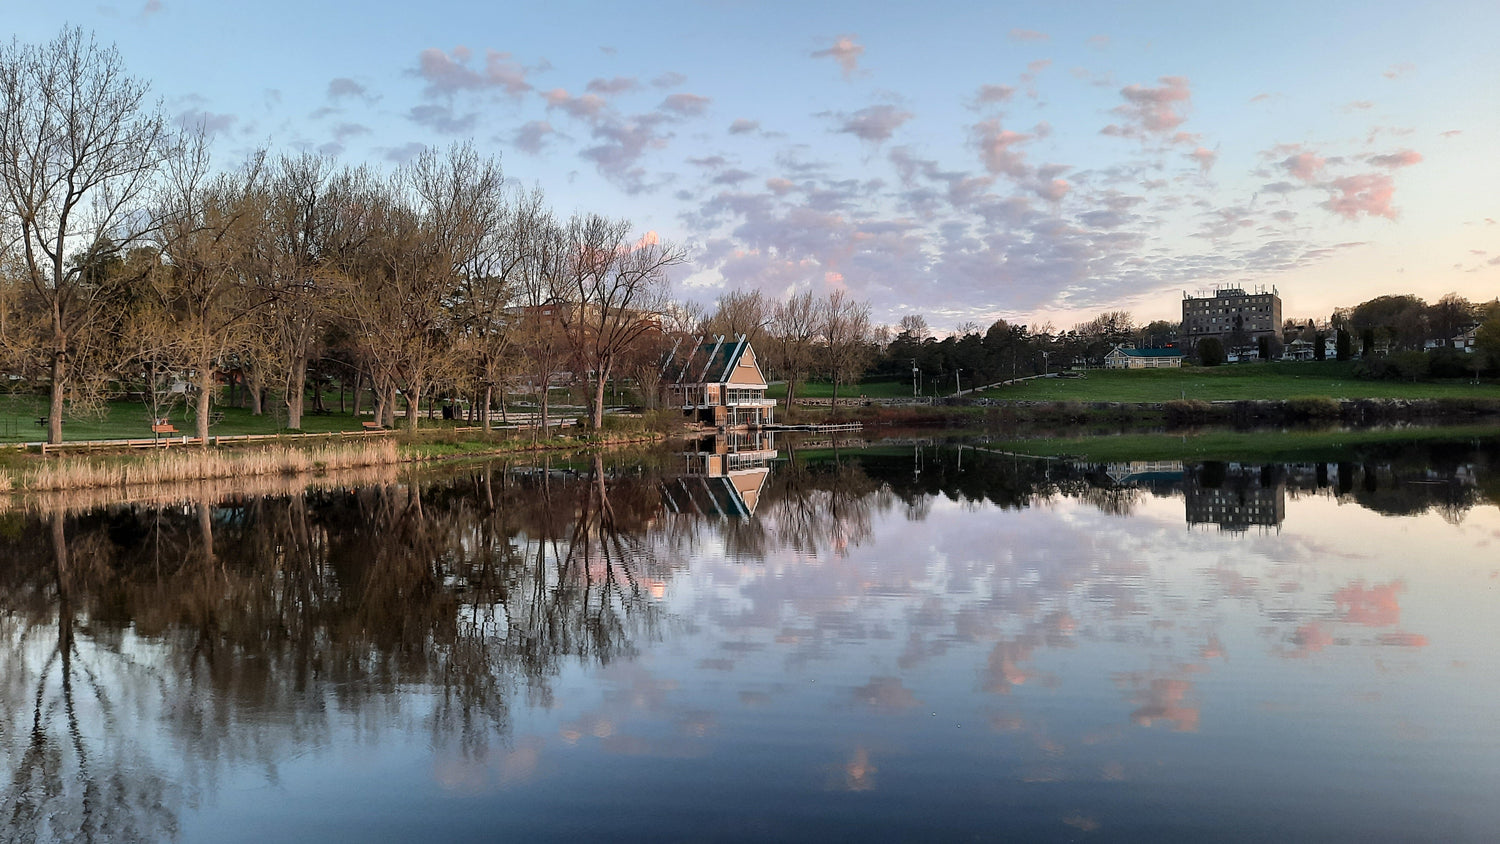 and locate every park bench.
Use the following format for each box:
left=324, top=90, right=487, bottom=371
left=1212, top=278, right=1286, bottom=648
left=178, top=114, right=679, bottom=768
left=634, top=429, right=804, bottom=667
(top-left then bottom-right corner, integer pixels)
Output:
left=151, top=423, right=177, bottom=435
left=361, top=421, right=383, bottom=431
